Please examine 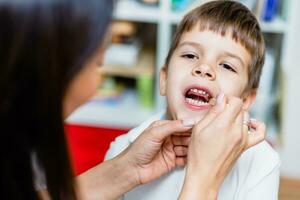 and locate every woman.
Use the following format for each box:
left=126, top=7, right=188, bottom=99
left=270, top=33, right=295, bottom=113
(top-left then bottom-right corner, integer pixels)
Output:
left=0, top=0, right=265, bottom=199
